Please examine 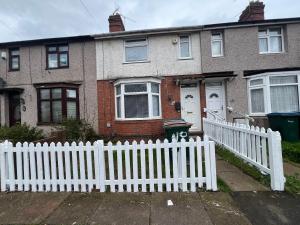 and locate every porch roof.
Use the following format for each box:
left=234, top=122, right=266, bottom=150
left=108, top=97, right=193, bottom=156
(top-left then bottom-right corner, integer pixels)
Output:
left=0, top=87, right=24, bottom=94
